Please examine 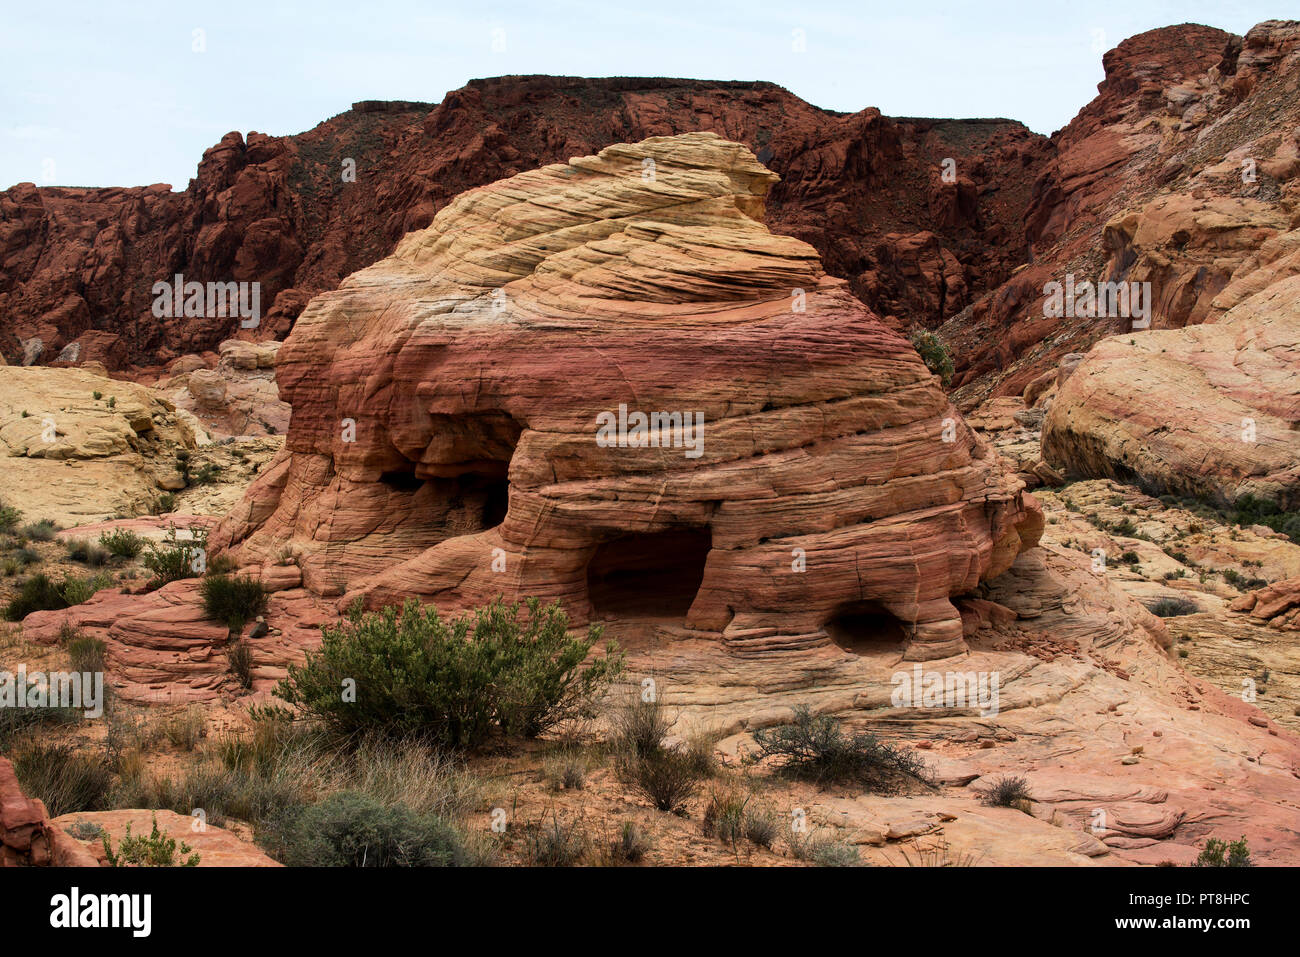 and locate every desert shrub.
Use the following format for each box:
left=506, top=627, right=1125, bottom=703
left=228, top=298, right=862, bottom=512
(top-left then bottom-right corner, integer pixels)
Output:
left=982, top=774, right=1032, bottom=807
left=66, top=819, right=104, bottom=841
left=1222, top=568, right=1267, bottom=590
left=110, top=759, right=302, bottom=829
left=685, top=729, right=720, bottom=777
left=524, top=809, right=589, bottom=866
left=161, top=706, right=206, bottom=751
left=277, top=597, right=623, bottom=748
left=789, top=829, right=860, bottom=866
left=266, top=791, right=470, bottom=867
left=65, top=538, right=111, bottom=566
left=608, top=821, right=651, bottom=864
left=149, top=493, right=177, bottom=515
left=618, top=748, right=701, bottom=813
left=10, top=547, right=40, bottom=567
left=11, top=743, right=113, bottom=817
left=610, top=692, right=672, bottom=758
left=1120, top=550, right=1140, bottom=564
left=227, top=641, right=254, bottom=689
left=545, top=750, right=587, bottom=791
left=67, top=635, right=108, bottom=674
left=21, top=520, right=58, bottom=542
left=103, top=814, right=200, bottom=867
left=0, top=683, right=82, bottom=749
left=3, top=571, right=110, bottom=620
left=701, top=787, right=747, bottom=845
left=99, top=528, right=146, bottom=558
left=200, top=574, right=267, bottom=631
left=1148, top=596, right=1199, bottom=618
left=900, top=837, right=980, bottom=867
left=743, top=803, right=779, bottom=849
left=0, top=500, right=21, bottom=533
left=750, top=705, right=931, bottom=790
left=141, top=526, right=207, bottom=589
left=909, top=330, right=954, bottom=386
left=1195, top=836, right=1252, bottom=867
left=194, top=464, right=222, bottom=485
